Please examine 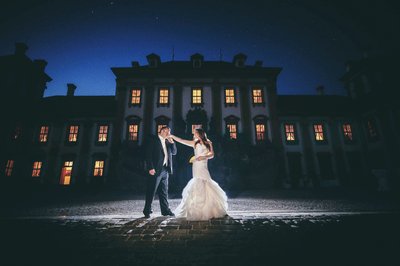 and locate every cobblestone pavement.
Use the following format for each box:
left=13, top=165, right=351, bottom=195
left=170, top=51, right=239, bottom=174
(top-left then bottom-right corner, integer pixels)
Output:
left=1, top=193, right=399, bottom=265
